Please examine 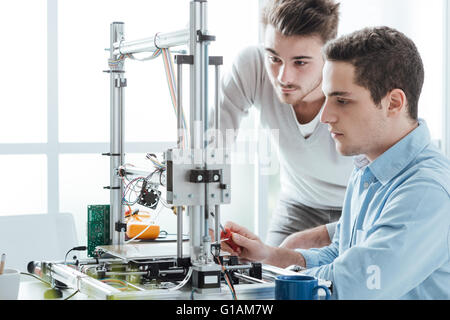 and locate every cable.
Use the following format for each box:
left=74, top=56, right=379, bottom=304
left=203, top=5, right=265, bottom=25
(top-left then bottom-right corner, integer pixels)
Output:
left=20, top=272, right=52, bottom=287
left=64, top=246, right=87, bottom=265
left=161, top=48, right=189, bottom=148
left=215, top=257, right=237, bottom=300
left=124, top=203, right=164, bottom=243
left=128, top=49, right=162, bottom=62
left=168, top=267, right=193, bottom=291
left=109, top=47, right=189, bottom=149
left=64, top=289, right=80, bottom=300
left=20, top=272, right=74, bottom=291
left=100, top=278, right=128, bottom=291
